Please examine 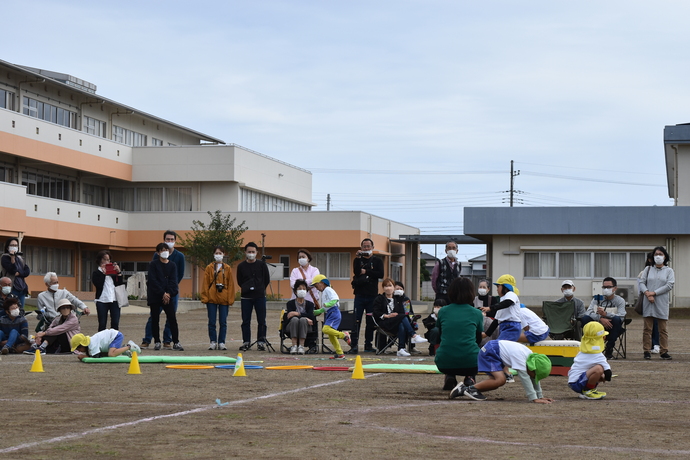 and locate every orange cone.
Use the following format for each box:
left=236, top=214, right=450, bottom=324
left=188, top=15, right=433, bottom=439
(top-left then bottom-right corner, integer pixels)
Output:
left=233, top=353, right=247, bottom=377
left=128, top=351, right=141, bottom=374
left=30, top=349, right=44, bottom=373
left=351, top=355, right=365, bottom=380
